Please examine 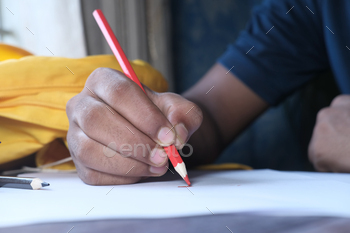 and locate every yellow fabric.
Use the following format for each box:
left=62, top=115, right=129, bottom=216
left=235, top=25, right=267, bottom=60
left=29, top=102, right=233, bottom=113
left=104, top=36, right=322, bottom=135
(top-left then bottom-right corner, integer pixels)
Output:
left=196, top=163, right=252, bottom=171
left=0, top=44, right=168, bottom=169
left=0, top=43, right=32, bottom=61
